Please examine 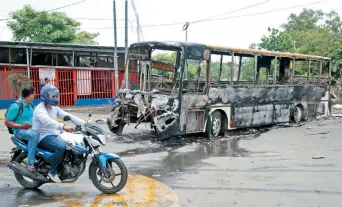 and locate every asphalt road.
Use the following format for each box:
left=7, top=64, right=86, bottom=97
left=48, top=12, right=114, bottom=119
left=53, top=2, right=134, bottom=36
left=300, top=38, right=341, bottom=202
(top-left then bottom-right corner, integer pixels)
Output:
left=0, top=113, right=341, bottom=207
